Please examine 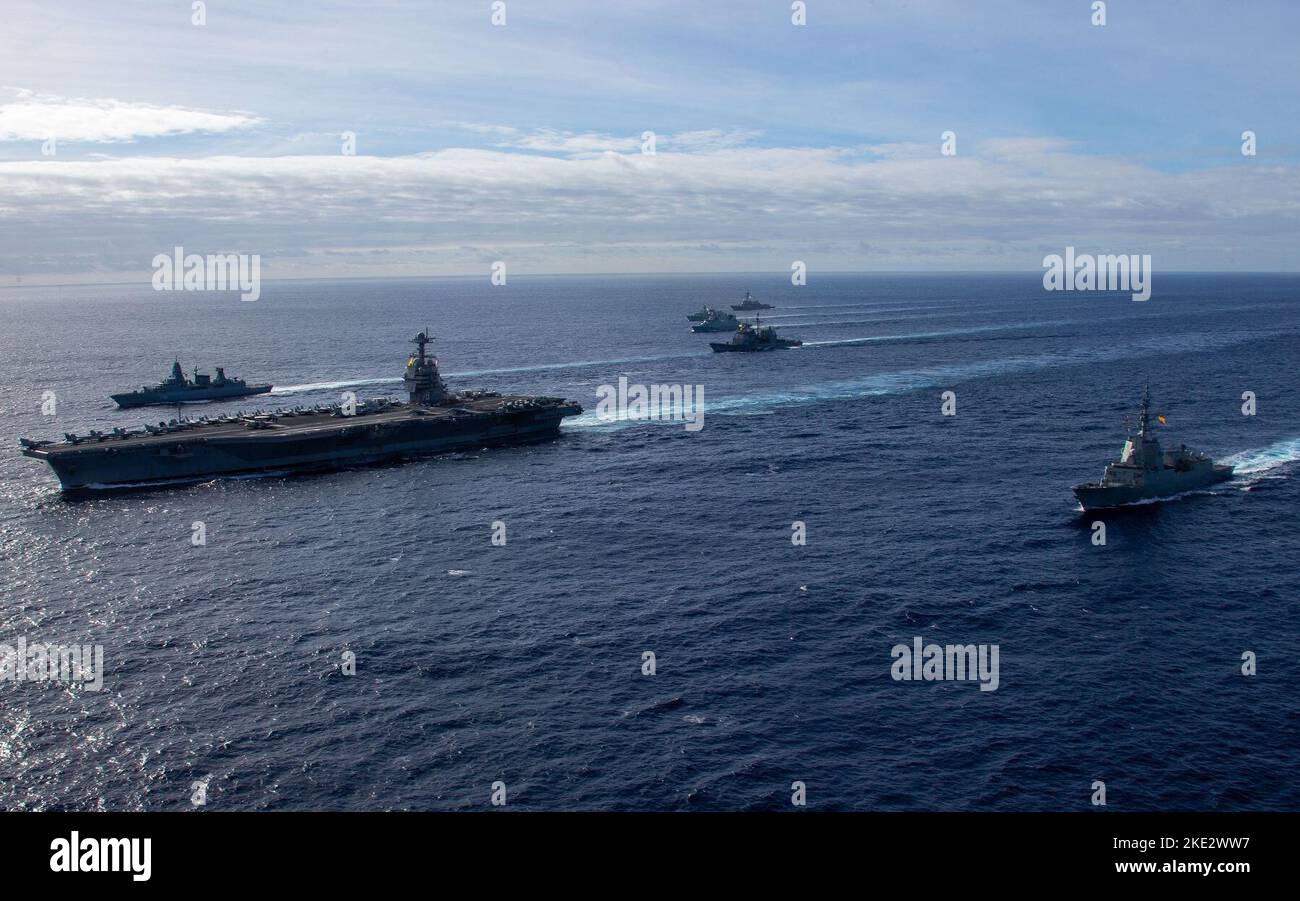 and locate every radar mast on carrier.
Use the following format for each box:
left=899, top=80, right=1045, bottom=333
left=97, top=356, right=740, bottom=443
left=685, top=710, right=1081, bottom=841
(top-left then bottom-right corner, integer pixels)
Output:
left=404, top=330, right=449, bottom=405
